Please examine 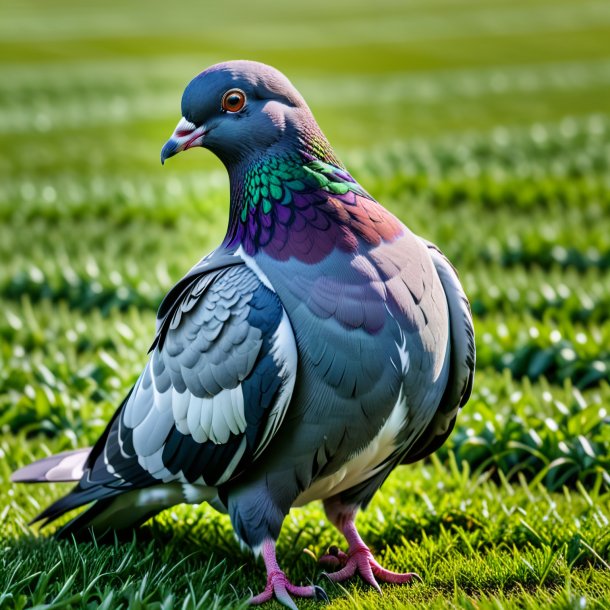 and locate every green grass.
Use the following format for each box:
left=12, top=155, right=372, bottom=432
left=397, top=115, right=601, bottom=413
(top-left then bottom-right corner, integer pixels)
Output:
left=1, top=0, right=609, bottom=607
